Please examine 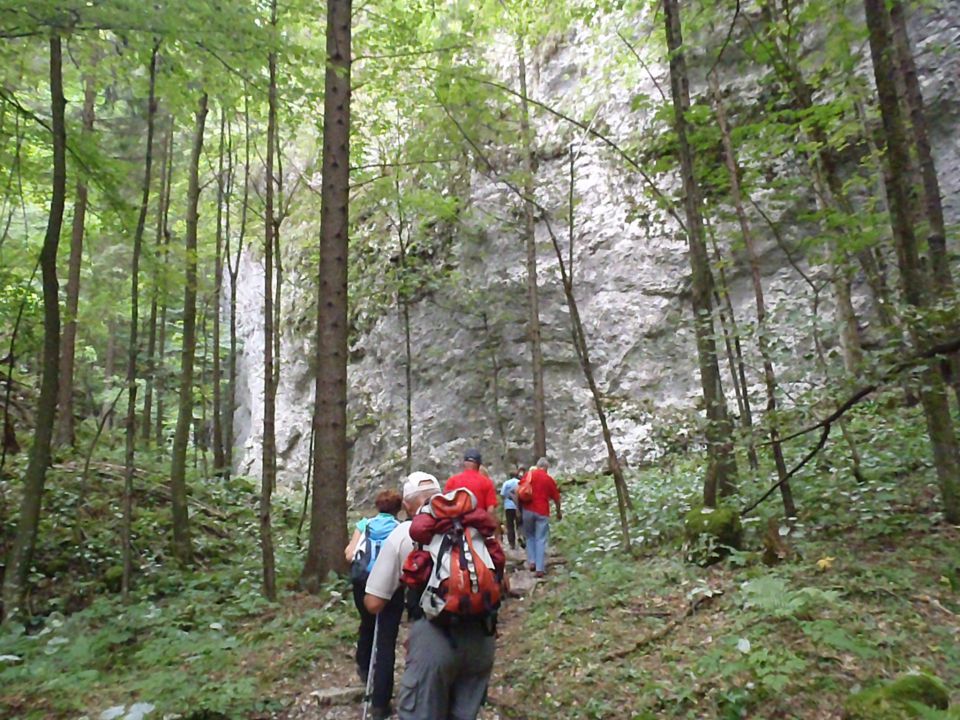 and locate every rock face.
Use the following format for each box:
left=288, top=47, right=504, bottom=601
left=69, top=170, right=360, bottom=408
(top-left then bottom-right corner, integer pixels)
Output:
left=231, top=4, right=960, bottom=499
